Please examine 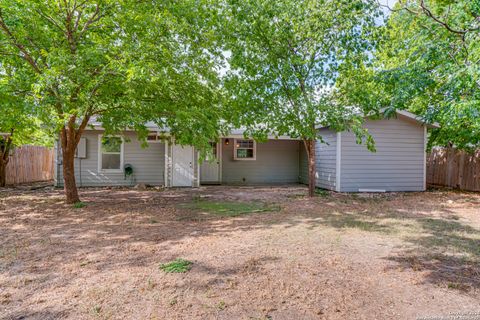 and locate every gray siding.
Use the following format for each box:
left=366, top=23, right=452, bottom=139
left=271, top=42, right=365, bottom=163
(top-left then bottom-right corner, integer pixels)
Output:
left=299, top=129, right=338, bottom=190
left=315, top=129, right=337, bottom=190
left=56, top=130, right=165, bottom=187
left=222, top=139, right=300, bottom=184
left=340, top=117, right=425, bottom=192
